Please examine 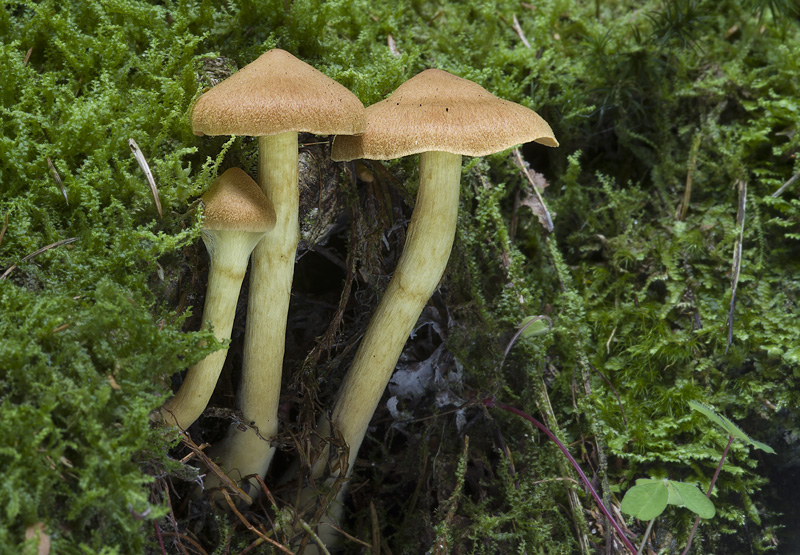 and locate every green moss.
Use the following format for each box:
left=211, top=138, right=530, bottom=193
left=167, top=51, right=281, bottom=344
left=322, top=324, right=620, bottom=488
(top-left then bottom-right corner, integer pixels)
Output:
left=1, top=0, right=798, bottom=552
